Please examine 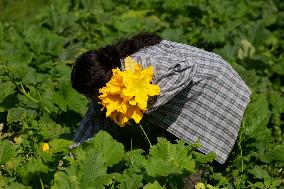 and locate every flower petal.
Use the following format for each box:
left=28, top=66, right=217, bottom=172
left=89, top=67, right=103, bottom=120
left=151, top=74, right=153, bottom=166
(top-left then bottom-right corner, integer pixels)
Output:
left=98, top=56, right=160, bottom=126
